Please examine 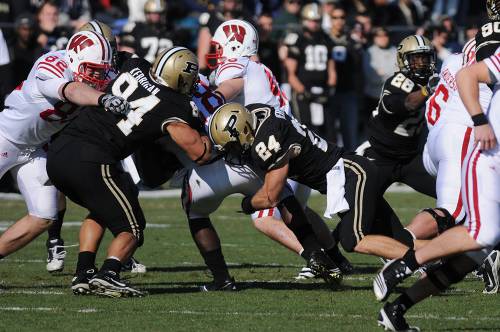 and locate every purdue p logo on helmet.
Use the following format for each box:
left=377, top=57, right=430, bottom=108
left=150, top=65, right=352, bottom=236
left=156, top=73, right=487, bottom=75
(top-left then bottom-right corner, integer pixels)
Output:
left=396, top=35, right=436, bottom=83
left=151, top=47, right=199, bottom=95
left=208, top=103, right=255, bottom=153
